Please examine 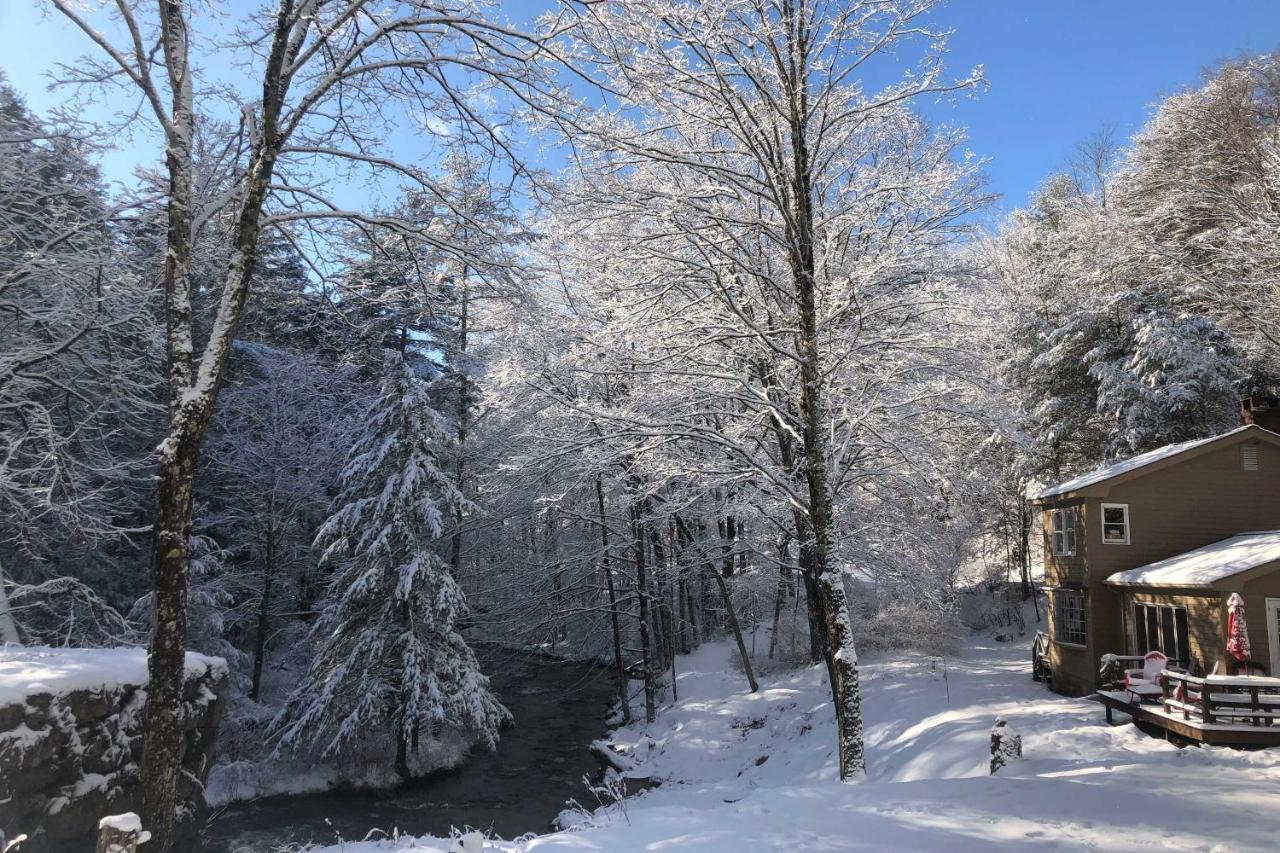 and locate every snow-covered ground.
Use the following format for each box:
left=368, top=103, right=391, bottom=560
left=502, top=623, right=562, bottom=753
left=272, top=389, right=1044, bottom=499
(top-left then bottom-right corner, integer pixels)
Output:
left=311, top=630, right=1280, bottom=852
left=0, top=645, right=225, bottom=705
